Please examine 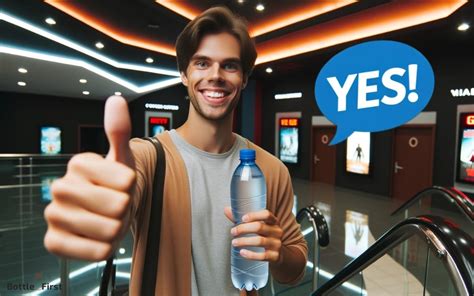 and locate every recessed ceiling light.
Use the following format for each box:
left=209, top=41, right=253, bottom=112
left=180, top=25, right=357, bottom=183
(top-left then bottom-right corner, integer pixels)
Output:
left=237, top=0, right=245, bottom=3
left=114, top=92, right=122, bottom=96
left=45, top=18, right=56, bottom=25
left=265, top=67, right=273, bottom=73
left=17, top=81, right=26, bottom=86
left=119, top=248, right=126, bottom=254
left=95, top=42, right=104, bottom=49
left=256, top=4, right=265, bottom=11
left=146, top=57, right=154, bottom=63
left=79, top=79, right=87, bottom=83
left=82, top=91, right=90, bottom=95
left=18, top=68, right=28, bottom=73
left=458, top=23, right=470, bottom=31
